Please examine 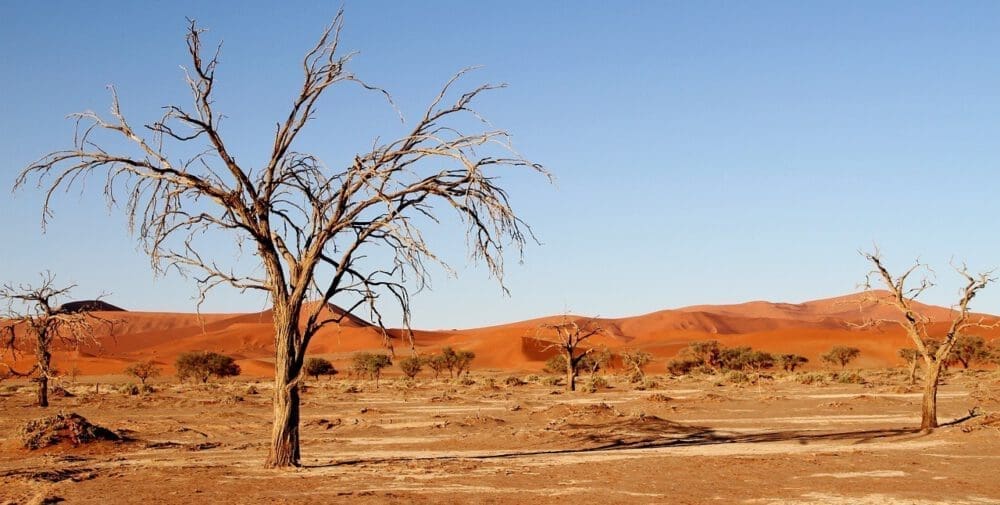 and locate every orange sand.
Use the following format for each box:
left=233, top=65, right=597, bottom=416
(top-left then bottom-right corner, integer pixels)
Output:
left=3, top=292, right=998, bottom=376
